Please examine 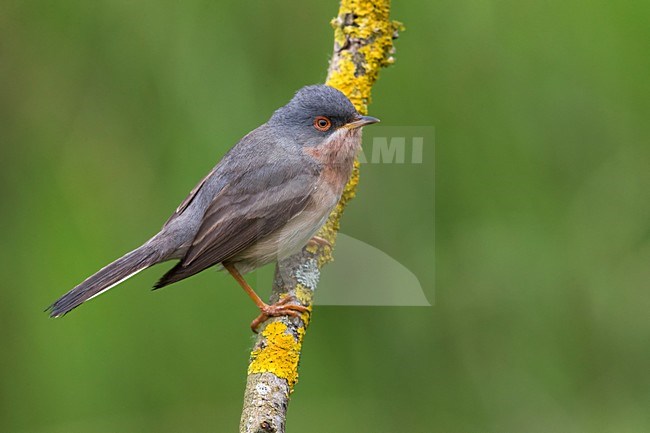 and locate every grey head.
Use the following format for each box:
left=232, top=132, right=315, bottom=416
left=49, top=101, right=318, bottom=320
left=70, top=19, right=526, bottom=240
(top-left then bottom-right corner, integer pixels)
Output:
left=268, top=85, right=379, bottom=146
